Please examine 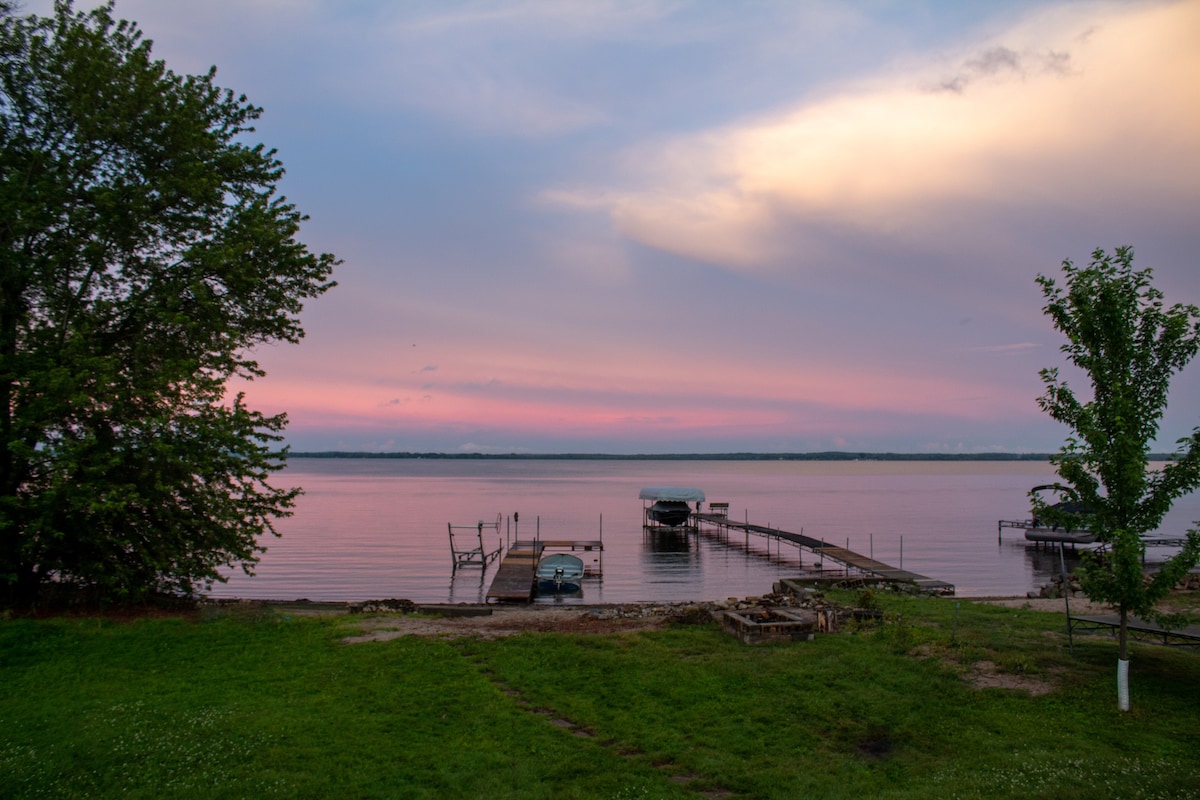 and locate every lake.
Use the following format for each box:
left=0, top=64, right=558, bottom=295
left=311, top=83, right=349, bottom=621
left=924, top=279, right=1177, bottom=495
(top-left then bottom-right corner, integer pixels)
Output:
left=207, top=458, right=1200, bottom=604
